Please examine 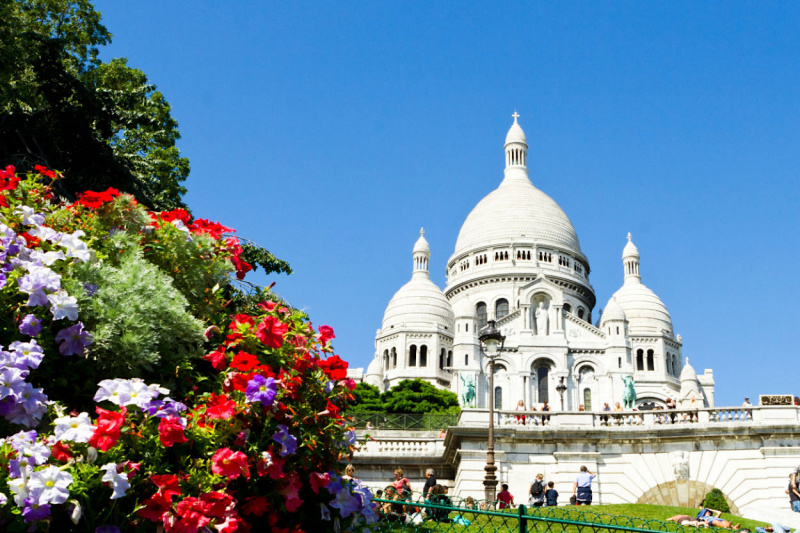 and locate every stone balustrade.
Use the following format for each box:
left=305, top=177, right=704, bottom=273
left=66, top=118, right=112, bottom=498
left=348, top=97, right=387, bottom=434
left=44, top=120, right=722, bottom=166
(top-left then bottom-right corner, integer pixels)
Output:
left=355, top=434, right=444, bottom=457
